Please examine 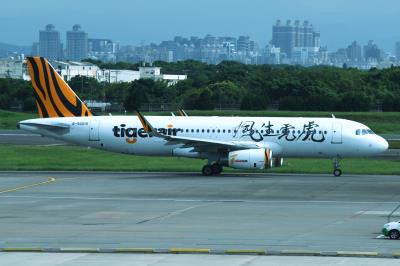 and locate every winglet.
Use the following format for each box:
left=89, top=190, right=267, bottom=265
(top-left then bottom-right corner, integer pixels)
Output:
left=136, top=110, right=163, bottom=137
left=178, top=107, right=188, bottom=117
